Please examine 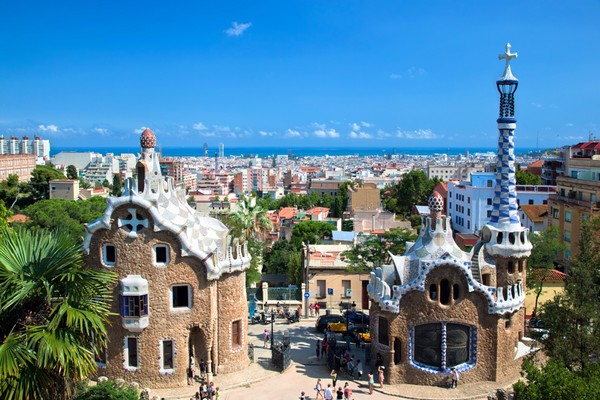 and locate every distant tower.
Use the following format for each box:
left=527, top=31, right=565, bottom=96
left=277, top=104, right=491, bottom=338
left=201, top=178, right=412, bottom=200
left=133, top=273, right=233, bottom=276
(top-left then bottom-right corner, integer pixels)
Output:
left=219, top=143, right=225, bottom=158
left=214, top=152, right=219, bottom=173
left=203, top=142, right=209, bottom=157
left=481, top=43, right=531, bottom=292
